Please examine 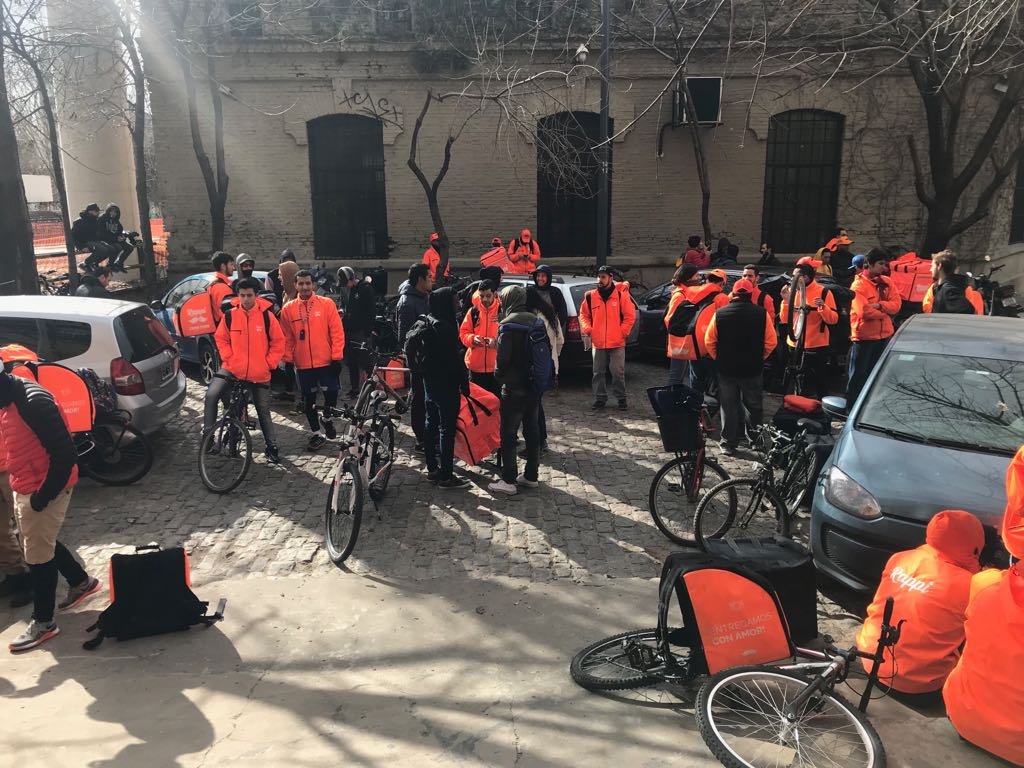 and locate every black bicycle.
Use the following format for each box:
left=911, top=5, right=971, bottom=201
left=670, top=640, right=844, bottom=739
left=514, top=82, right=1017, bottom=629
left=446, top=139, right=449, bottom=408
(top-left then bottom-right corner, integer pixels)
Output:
left=76, top=409, right=153, bottom=486
left=692, top=422, right=826, bottom=549
left=648, top=387, right=729, bottom=546
left=198, top=379, right=254, bottom=494
left=571, top=598, right=902, bottom=768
